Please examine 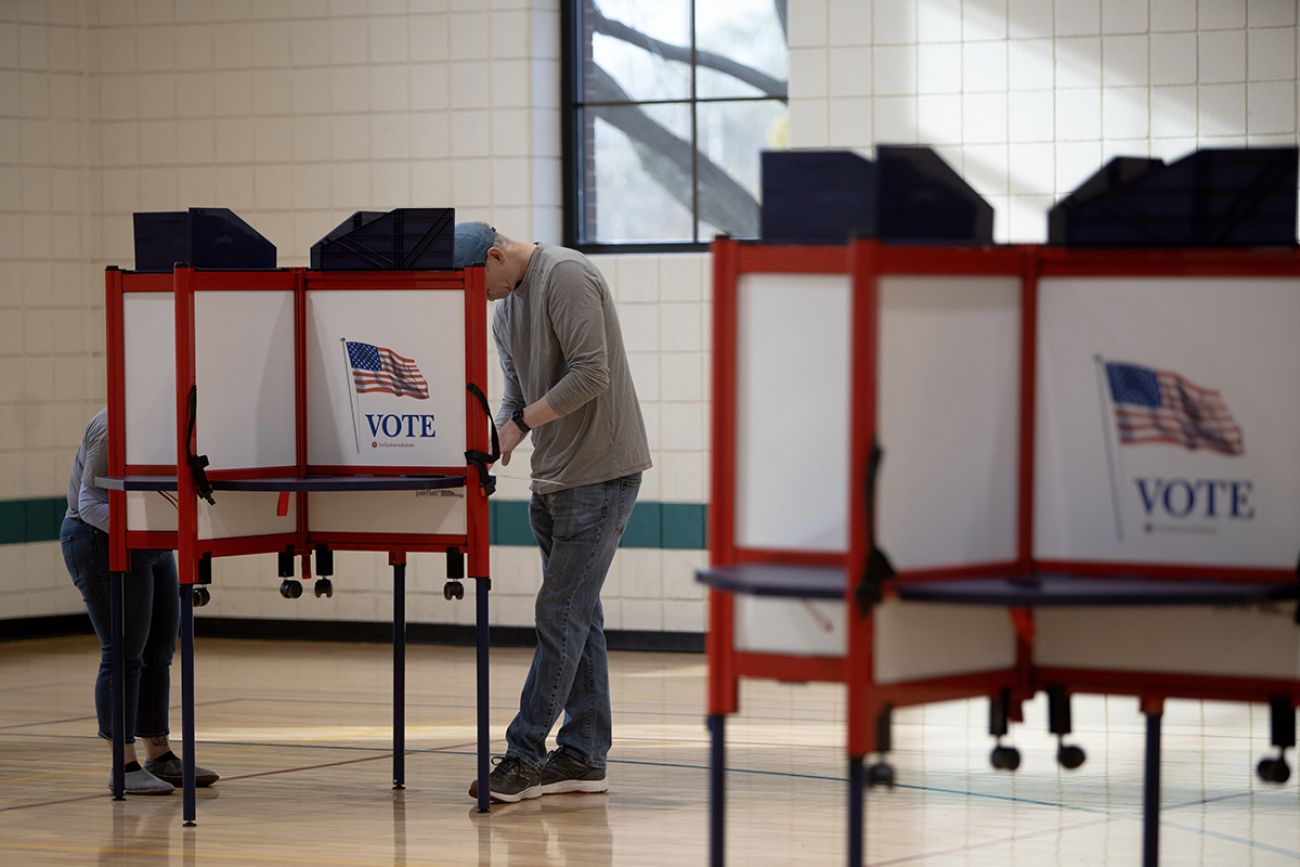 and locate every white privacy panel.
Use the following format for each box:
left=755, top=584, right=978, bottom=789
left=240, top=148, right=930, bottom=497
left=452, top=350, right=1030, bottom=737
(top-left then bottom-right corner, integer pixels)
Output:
left=308, top=489, right=467, bottom=535
left=734, top=595, right=845, bottom=657
left=198, top=492, right=295, bottom=540
left=126, top=490, right=177, bottom=532
left=194, top=291, right=297, bottom=469
left=307, top=290, right=467, bottom=467
left=123, top=293, right=176, bottom=466
left=125, top=491, right=296, bottom=539
left=732, top=596, right=1017, bottom=683
left=1035, top=277, right=1300, bottom=568
left=877, top=277, right=1021, bottom=569
left=734, top=273, right=852, bottom=552
left=872, top=600, right=1016, bottom=684
left=1036, top=606, right=1300, bottom=679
